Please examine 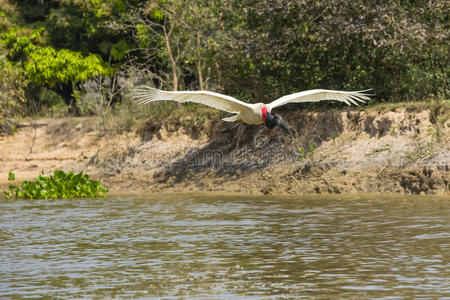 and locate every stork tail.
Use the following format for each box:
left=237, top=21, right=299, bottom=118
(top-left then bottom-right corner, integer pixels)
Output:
left=222, top=115, right=240, bottom=122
